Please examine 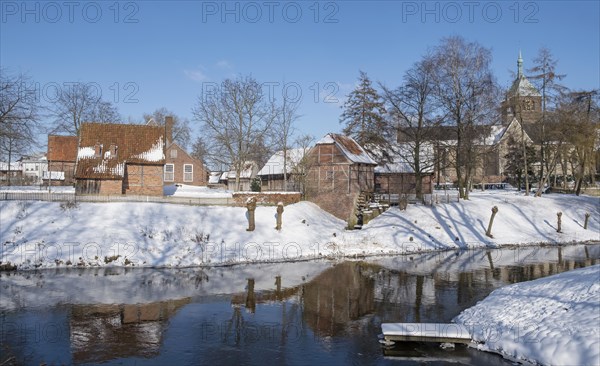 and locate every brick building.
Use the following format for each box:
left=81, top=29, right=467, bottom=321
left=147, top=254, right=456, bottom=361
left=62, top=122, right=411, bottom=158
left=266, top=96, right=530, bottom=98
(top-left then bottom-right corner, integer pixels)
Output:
left=46, top=135, right=78, bottom=185
left=75, top=123, right=165, bottom=195
left=305, top=133, right=376, bottom=225
left=164, top=143, right=207, bottom=187
left=501, top=51, right=542, bottom=126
